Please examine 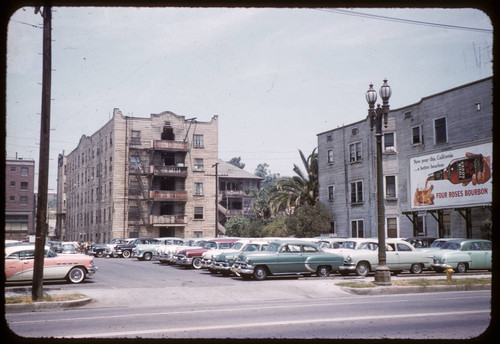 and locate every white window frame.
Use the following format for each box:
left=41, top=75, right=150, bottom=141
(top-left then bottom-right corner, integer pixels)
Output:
left=384, top=175, right=397, bottom=199
left=383, top=132, right=396, bottom=153
left=386, top=217, right=399, bottom=238
left=350, top=180, right=363, bottom=204
left=194, top=182, right=204, bottom=196
left=327, top=149, right=334, bottom=164
left=411, top=124, right=423, bottom=145
left=351, top=219, right=364, bottom=238
left=349, top=141, right=362, bottom=162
